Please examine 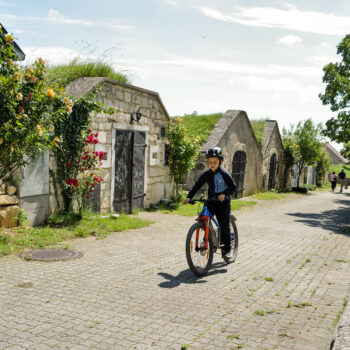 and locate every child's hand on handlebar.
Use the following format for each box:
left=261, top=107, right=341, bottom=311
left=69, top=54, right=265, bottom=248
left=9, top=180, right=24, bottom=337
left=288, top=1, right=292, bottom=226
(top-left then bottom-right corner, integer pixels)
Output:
left=183, top=198, right=190, bottom=204
left=218, top=194, right=225, bottom=202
